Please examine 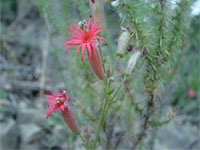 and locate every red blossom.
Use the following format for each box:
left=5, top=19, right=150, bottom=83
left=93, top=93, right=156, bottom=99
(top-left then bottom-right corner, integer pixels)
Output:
left=44, top=88, right=70, bottom=119
left=63, top=17, right=108, bottom=62
left=188, top=89, right=195, bottom=98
